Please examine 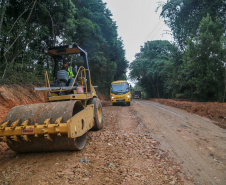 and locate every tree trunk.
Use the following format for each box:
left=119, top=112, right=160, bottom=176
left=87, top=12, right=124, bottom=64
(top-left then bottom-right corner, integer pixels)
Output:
left=0, top=0, right=7, bottom=35
left=223, top=66, right=226, bottom=102
left=2, top=62, right=7, bottom=79
left=149, top=77, right=158, bottom=98
left=156, top=75, right=160, bottom=98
